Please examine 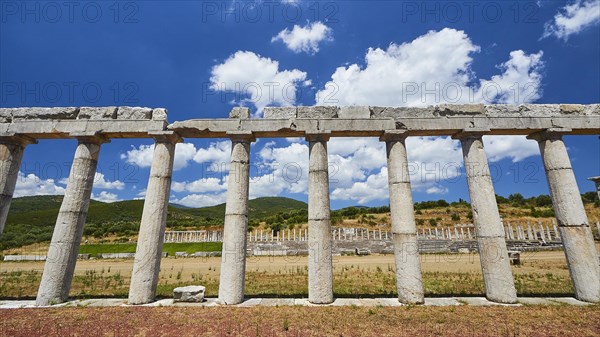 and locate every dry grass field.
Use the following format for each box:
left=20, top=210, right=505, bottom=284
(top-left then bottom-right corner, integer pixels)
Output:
left=0, top=251, right=578, bottom=299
